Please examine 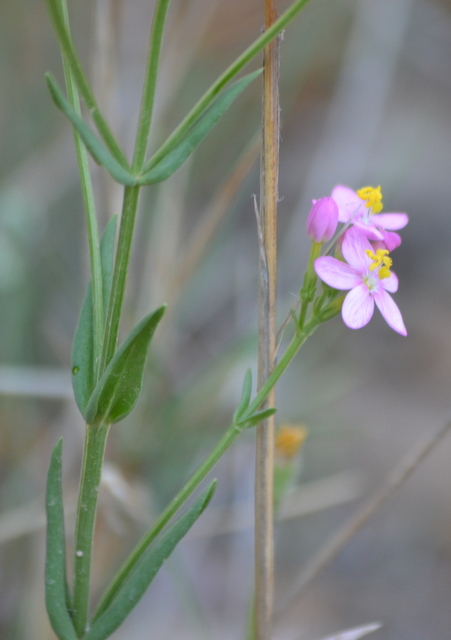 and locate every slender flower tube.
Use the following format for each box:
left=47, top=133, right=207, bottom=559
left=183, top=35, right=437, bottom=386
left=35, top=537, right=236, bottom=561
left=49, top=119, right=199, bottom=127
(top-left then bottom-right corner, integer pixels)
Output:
left=306, top=196, right=339, bottom=242
left=331, top=185, right=408, bottom=251
left=314, top=227, right=407, bottom=335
